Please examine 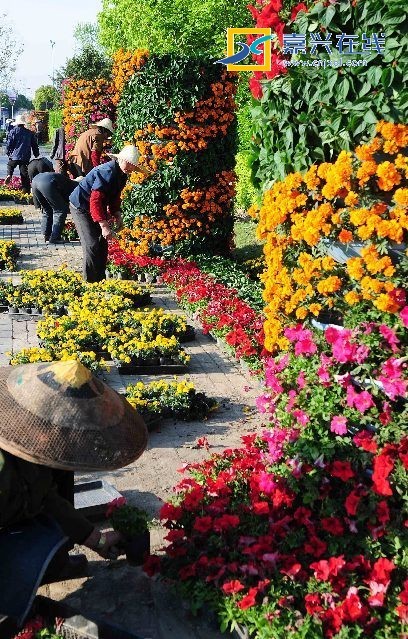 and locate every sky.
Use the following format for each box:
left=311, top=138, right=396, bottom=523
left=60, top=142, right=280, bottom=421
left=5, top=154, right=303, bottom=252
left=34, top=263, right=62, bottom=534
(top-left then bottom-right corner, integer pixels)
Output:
left=1, top=0, right=103, bottom=98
